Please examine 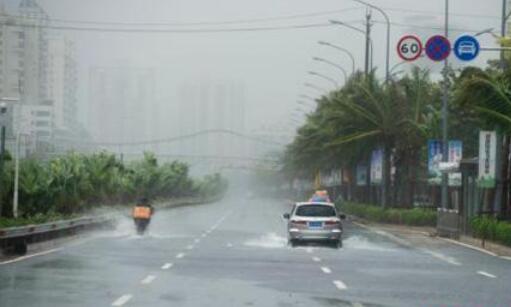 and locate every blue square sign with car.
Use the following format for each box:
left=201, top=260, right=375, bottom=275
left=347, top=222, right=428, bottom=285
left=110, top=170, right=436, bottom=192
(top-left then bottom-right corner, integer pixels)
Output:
left=454, top=35, right=480, bottom=61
